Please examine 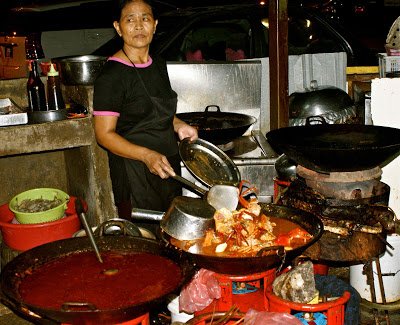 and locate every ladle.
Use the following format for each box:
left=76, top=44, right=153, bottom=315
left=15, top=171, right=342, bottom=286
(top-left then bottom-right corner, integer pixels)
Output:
left=75, top=198, right=103, bottom=263
left=171, top=173, right=239, bottom=211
